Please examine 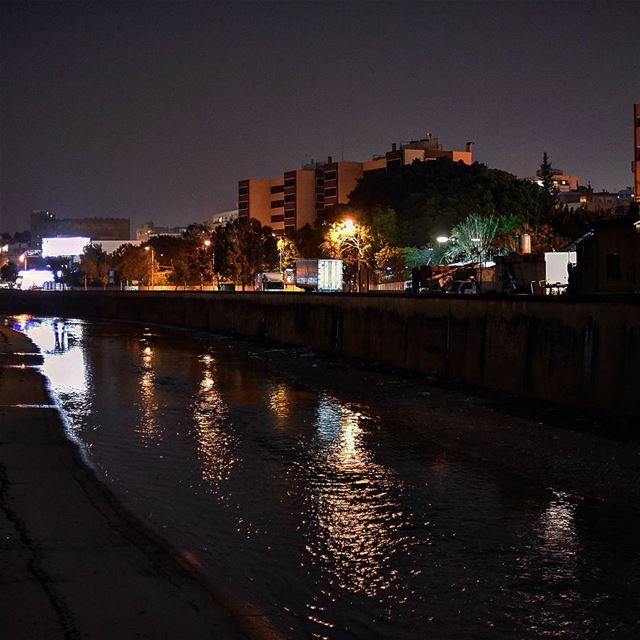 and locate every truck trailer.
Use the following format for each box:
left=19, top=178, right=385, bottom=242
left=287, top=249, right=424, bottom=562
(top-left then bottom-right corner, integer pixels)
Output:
left=295, top=259, right=343, bottom=292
